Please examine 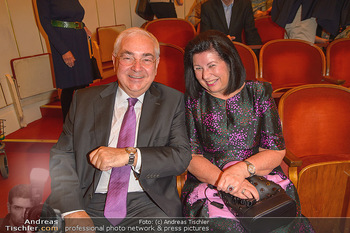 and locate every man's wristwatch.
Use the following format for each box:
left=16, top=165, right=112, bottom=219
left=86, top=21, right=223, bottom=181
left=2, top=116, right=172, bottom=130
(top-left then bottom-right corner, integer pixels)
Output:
left=125, top=147, right=137, bottom=166
left=243, top=161, right=256, bottom=177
